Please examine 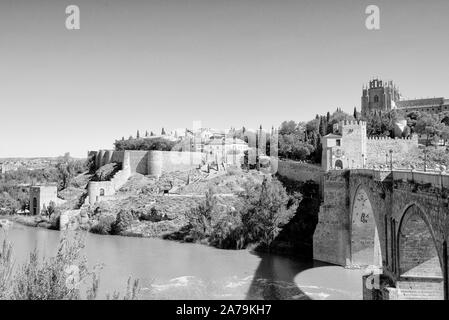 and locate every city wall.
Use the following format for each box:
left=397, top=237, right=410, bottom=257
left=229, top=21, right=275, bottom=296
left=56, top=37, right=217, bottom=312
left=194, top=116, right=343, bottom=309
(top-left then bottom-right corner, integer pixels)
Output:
left=92, top=150, right=204, bottom=176
left=366, top=136, right=419, bottom=167
left=88, top=149, right=204, bottom=205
